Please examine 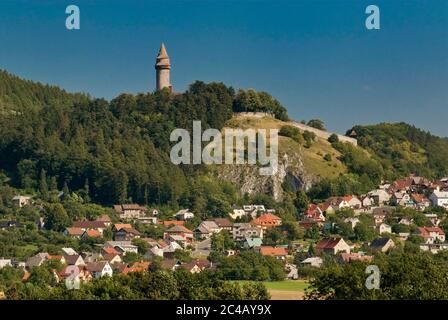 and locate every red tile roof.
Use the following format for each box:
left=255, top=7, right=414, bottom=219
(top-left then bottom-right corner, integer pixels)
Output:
left=416, top=227, right=445, bottom=238
left=316, top=237, right=344, bottom=249
left=259, top=246, right=288, bottom=257
left=251, top=213, right=282, bottom=227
